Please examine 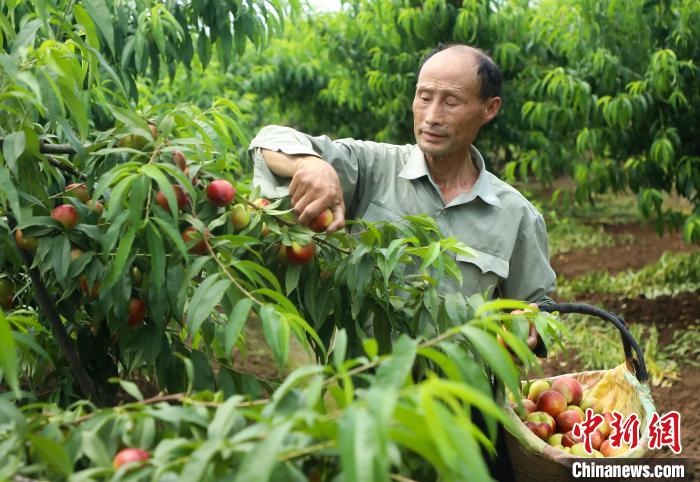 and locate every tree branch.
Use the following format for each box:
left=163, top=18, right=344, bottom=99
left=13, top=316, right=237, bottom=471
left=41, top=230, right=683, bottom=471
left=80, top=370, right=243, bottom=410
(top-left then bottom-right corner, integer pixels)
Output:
left=45, top=154, right=85, bottom=179
left=39, top=142, right=78, bottom=155
left=7, top=216, right=98, bottom=402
